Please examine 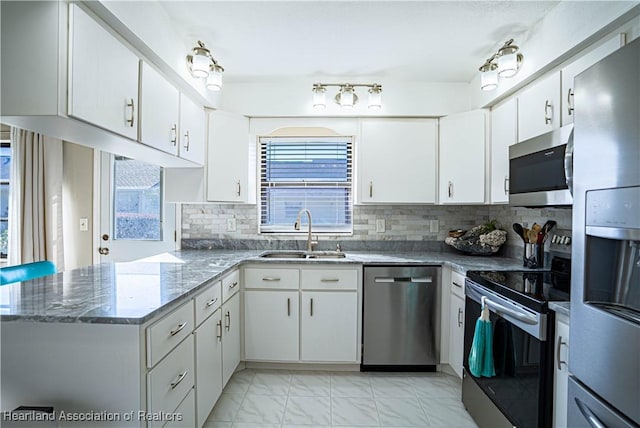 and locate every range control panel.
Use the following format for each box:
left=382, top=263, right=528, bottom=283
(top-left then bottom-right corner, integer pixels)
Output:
left=550, top=229, right=572, bottom=255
